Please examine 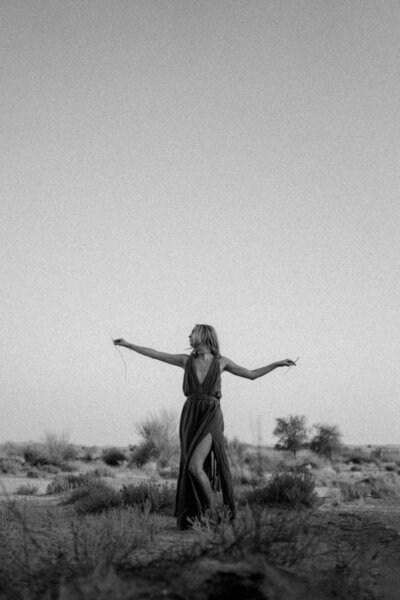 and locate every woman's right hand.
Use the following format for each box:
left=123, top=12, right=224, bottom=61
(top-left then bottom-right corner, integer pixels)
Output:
left=113, top=338, right=126, bottom=347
